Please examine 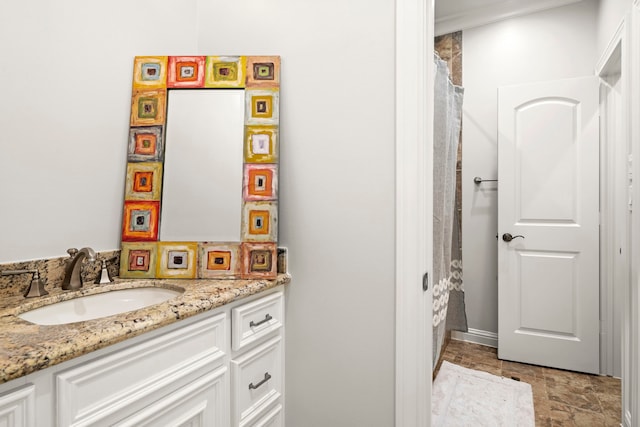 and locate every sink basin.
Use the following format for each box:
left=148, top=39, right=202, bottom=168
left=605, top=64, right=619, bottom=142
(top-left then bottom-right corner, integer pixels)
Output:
left=18, top=287, right=183, bottom=325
